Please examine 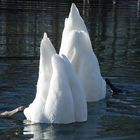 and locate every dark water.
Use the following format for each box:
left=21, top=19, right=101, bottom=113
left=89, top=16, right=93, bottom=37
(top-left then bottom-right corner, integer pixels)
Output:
left=0, top=0, right=140, bottom=139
